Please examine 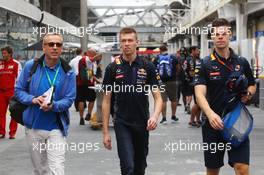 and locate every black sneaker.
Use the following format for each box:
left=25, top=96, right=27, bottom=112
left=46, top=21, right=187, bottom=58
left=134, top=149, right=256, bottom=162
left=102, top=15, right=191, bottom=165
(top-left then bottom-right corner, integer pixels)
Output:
left=85, top=113, right=91, bottom=121
left=196, top=120, right=202, bottom=125
left=188, top=121, right=197, bottom=127
left=196, top=121, right=202, bottom=128
left=171, top=116, right=179, bottom=123
left=160, top=117, right=167, bottom=124
left=80, top=118, right=85, bottom=125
